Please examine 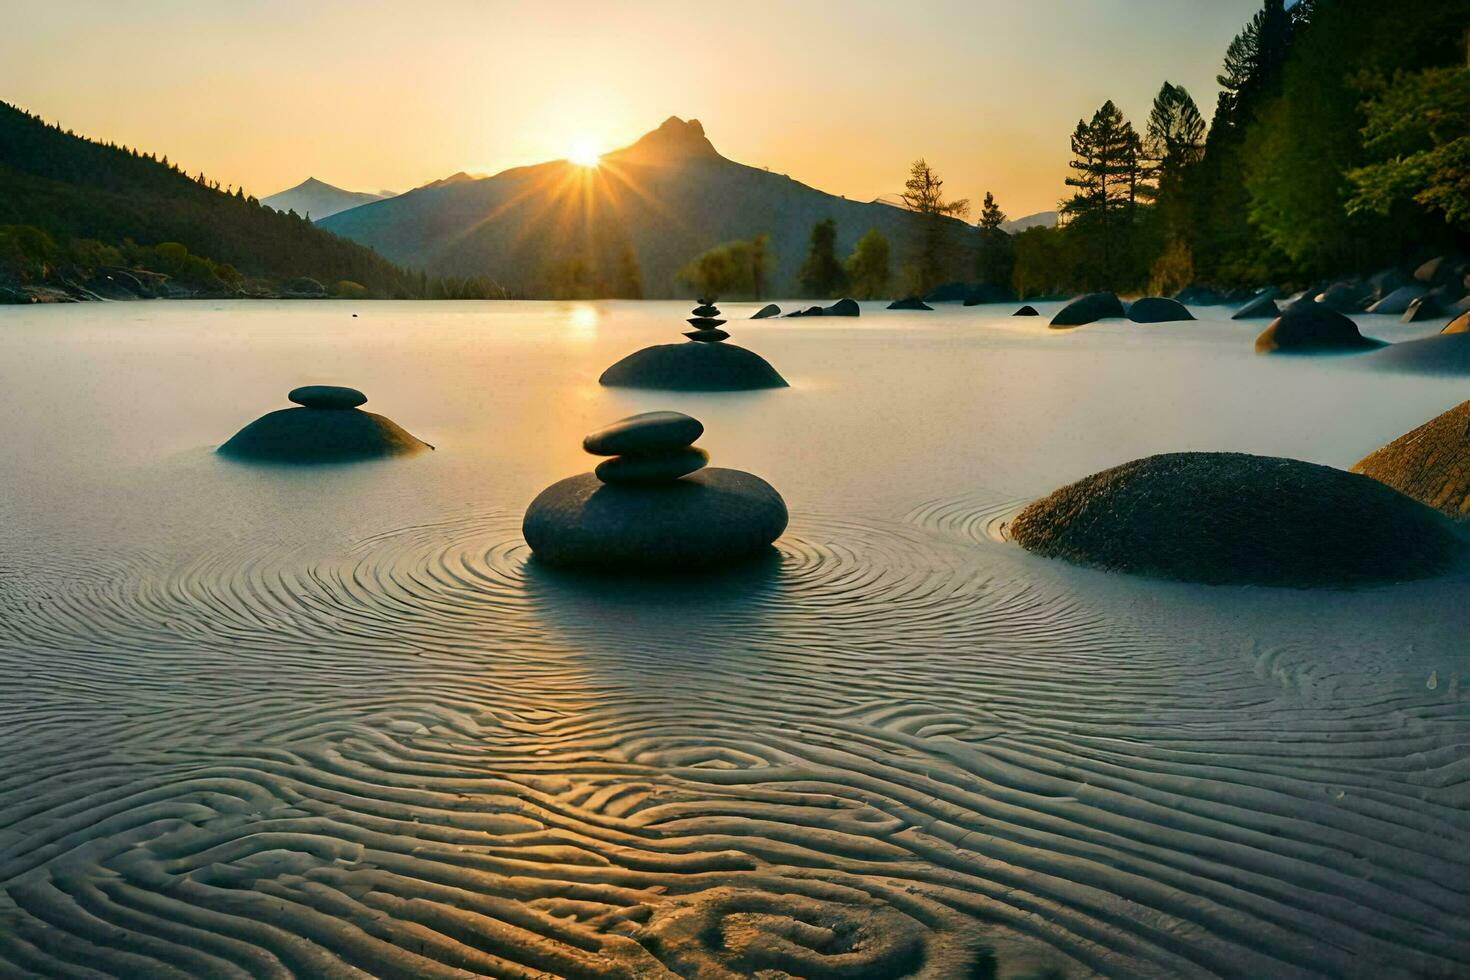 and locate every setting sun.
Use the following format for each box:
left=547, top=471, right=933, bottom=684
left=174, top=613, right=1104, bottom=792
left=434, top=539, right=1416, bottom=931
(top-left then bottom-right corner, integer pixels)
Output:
left=567, top=137, right=603, bottom=167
